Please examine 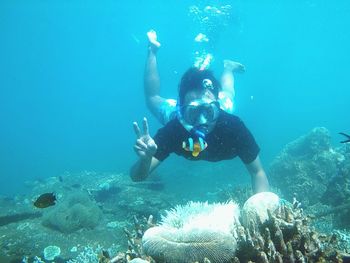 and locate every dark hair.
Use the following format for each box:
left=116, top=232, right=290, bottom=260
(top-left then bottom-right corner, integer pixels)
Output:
left=178, top=67, right=221, bottom=107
